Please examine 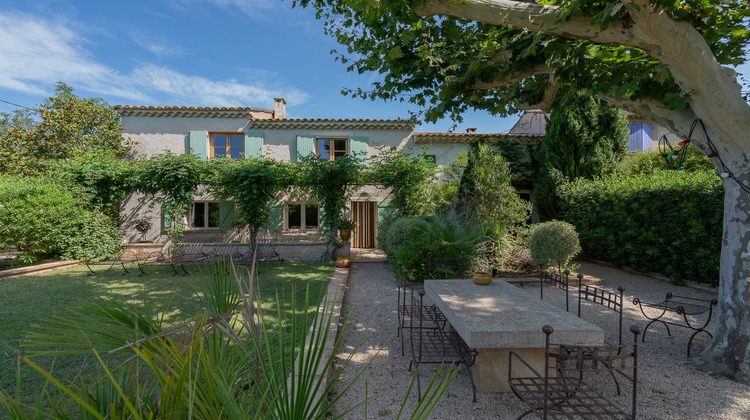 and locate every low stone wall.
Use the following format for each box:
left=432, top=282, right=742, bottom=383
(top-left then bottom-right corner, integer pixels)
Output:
left=126, top=241, right=350, bottom=262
